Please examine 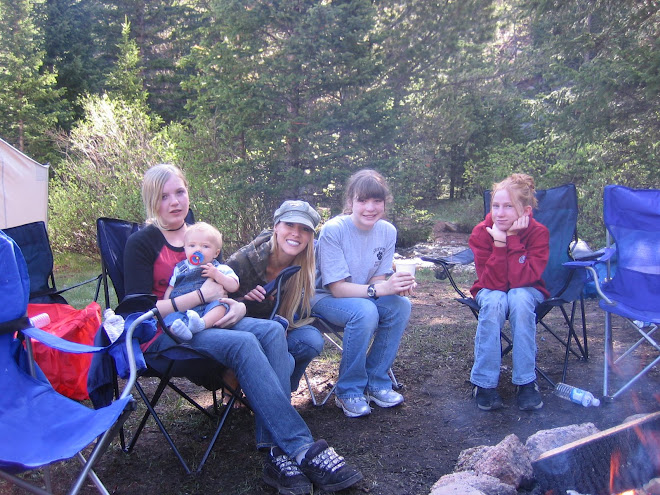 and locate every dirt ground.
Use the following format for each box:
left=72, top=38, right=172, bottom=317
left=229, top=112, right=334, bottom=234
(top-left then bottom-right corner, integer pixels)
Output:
left=3, top=234, right=659, bottom=495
